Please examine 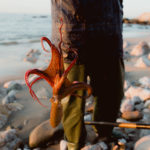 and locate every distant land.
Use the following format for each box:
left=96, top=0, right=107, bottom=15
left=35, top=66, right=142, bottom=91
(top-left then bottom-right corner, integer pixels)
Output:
left=123, top=12, right=150, bottom=25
